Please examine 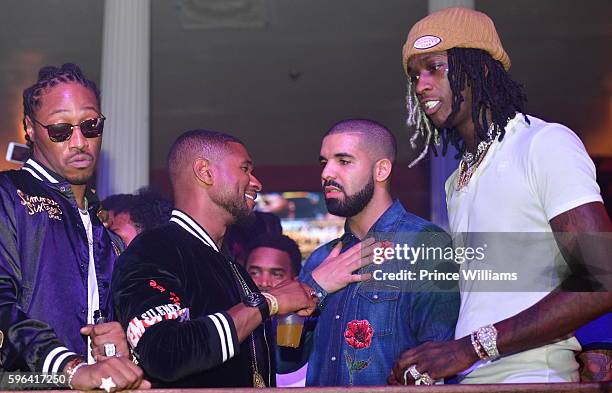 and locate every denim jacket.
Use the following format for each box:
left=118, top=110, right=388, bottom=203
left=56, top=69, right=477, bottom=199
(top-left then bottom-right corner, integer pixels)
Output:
left=0, top=159, right=123, bottom=372
left=300, top=200, right=460, bottom=386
